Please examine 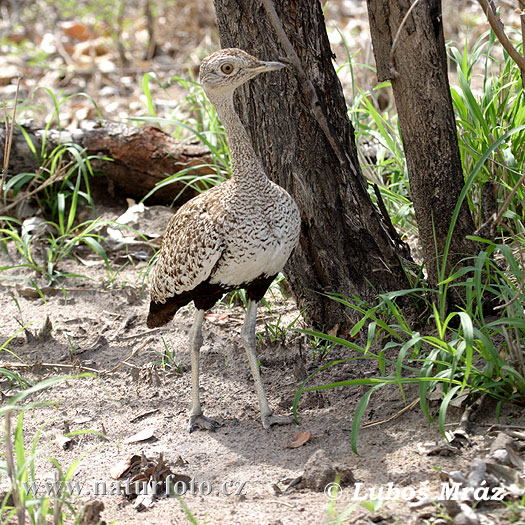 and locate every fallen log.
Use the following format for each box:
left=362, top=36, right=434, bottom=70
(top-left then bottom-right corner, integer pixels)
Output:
left=0, top=121, right=219, bottom=206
